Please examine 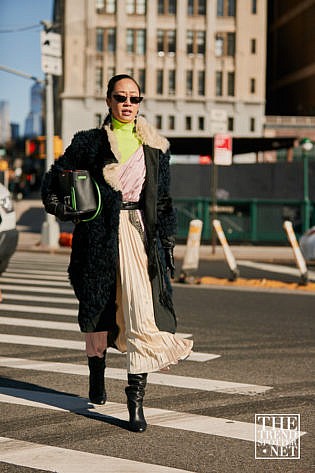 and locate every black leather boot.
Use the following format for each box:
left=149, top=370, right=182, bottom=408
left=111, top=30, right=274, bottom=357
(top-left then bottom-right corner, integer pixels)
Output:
left=125, top=373, right=148, bottom=432
left=88, top=353, right=106, bottom=405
